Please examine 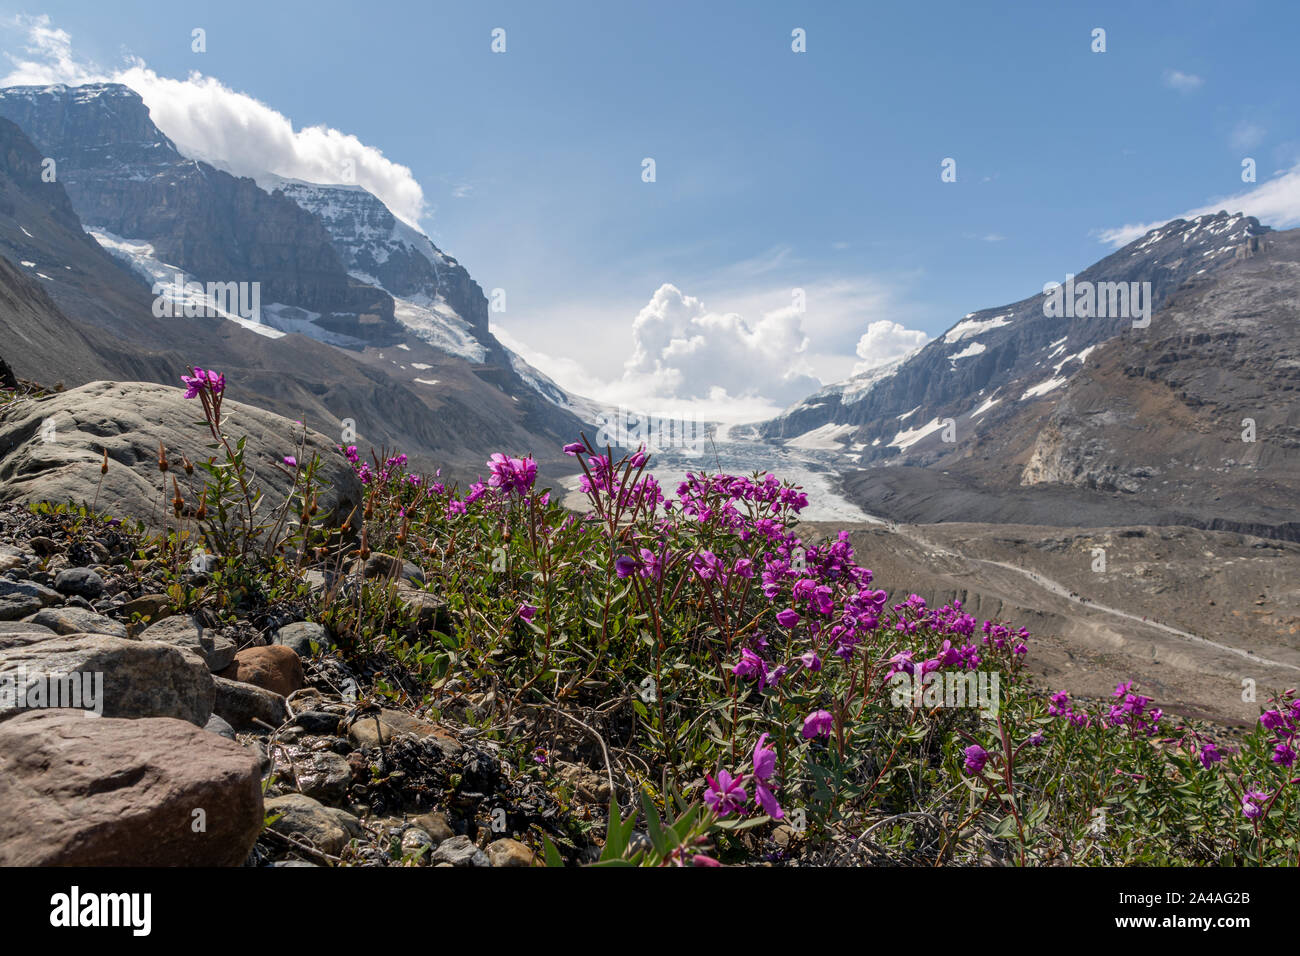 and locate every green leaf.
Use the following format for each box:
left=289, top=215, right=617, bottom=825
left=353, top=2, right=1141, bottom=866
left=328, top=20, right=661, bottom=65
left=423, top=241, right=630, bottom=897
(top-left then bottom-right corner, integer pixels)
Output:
left=541, top=834, right=565, bottom=868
